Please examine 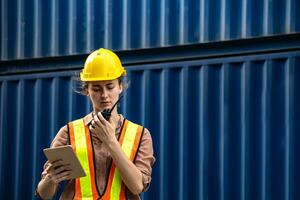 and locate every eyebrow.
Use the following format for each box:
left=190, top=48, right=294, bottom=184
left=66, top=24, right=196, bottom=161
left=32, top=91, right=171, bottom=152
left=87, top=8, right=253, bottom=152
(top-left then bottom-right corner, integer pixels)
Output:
left=91, top=82, right=114, bottom=88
